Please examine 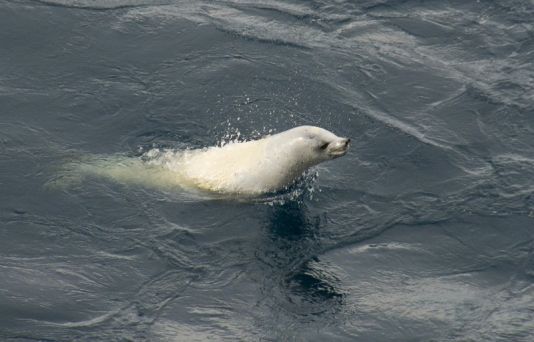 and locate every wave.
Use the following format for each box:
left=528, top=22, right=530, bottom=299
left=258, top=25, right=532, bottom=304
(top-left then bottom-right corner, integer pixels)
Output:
left=32, top=0, right=172, bottom=10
